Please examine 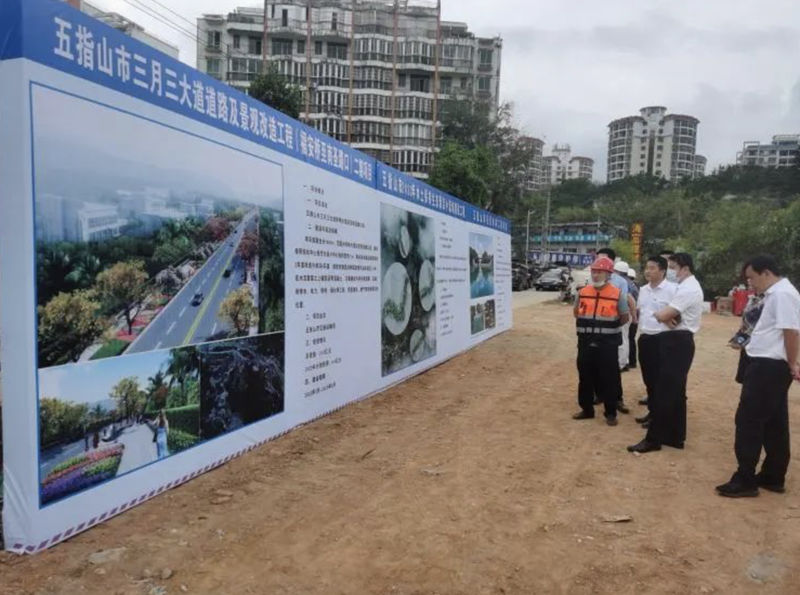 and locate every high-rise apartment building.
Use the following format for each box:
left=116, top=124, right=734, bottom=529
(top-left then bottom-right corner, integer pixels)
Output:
left=694, top=154, right=707, bottom=177
left=196, top=1, right=502, bottom=179
left=607, top=106, right=703, bottom=183
left=542, top=144, right=593, bottom=186
left=736, top=135, right=800, bottom=168
left=520, top=136, right=545, bottom=191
